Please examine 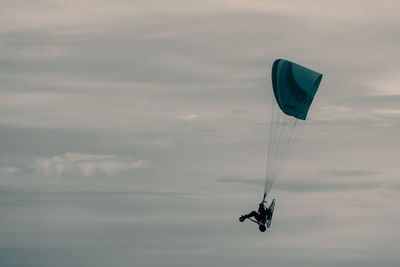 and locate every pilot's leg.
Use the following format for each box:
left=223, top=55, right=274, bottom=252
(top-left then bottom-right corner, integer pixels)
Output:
left=240, top=211, right=258, bottom=222
left=247, top=211, right=258, bottom=219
